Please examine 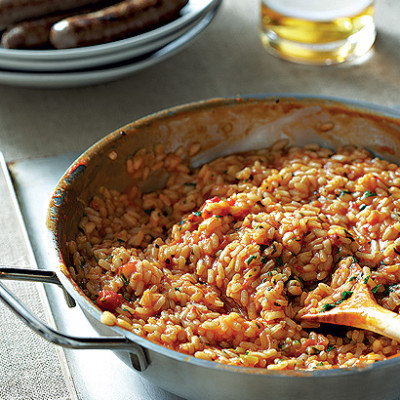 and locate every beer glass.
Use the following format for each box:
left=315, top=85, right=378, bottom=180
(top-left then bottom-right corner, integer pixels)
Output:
left=260, top=0, right=376, bottom=65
